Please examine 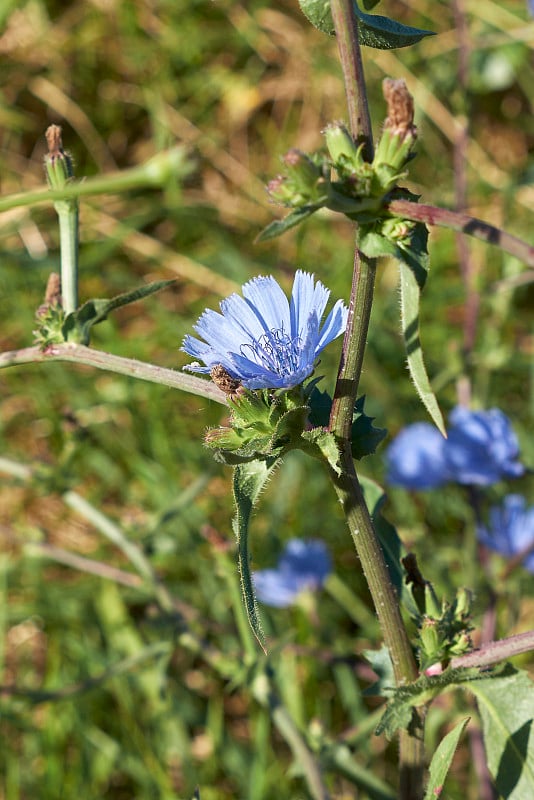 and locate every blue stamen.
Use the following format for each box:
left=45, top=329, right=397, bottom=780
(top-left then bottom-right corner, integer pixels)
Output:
left=241, top=326, right=302, bottom=377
